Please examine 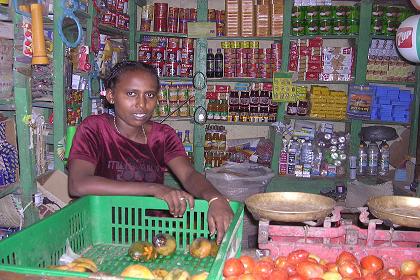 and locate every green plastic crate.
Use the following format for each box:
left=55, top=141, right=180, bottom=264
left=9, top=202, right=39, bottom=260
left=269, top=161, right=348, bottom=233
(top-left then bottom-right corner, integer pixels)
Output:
left=0, top=196, right=244, bottom=279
